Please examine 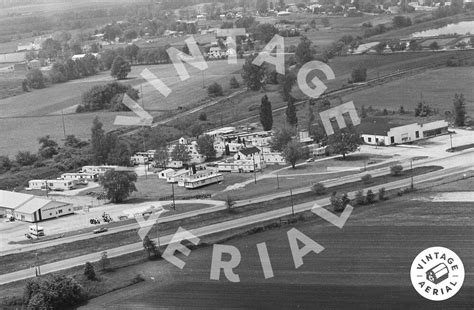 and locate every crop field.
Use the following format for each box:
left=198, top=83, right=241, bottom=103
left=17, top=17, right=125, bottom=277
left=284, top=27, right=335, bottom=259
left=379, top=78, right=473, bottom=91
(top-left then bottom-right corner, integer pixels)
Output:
left=81, top=194, right=474, bottom=309
left=343, top=66, right=474, bottom=115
